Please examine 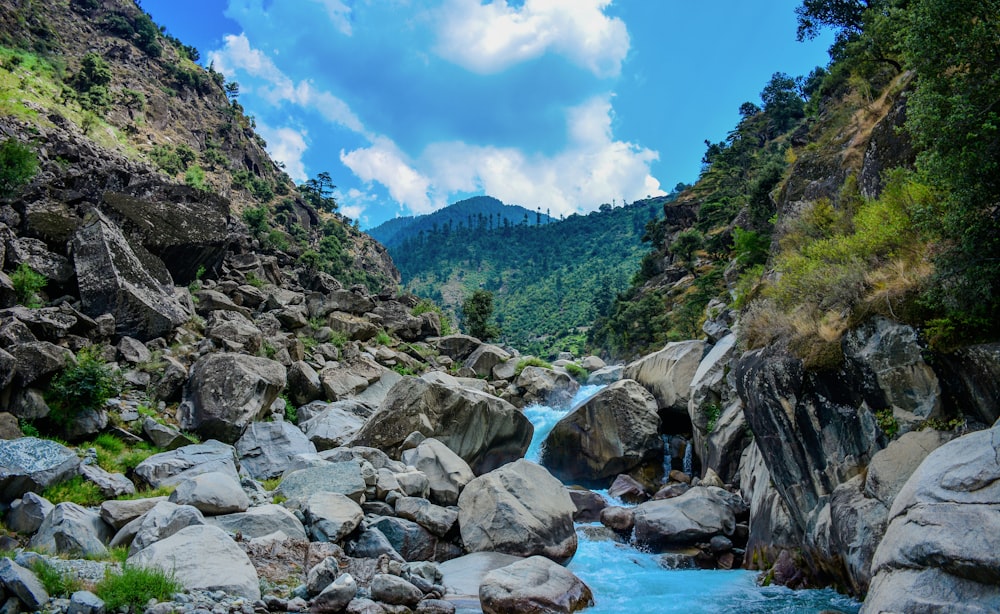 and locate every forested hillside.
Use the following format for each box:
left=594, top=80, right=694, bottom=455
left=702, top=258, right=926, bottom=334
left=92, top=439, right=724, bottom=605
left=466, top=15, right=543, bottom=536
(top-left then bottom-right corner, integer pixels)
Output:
left=391, top=196, right=671, bottom=356
left=368, top=195, right=554, bottom=248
